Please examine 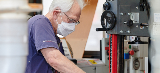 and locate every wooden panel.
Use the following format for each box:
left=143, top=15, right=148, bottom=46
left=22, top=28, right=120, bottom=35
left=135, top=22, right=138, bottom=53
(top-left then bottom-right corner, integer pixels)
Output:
left=28, top=3, right=43, bottom=10
left=66, top=0, right=98, bottom=59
